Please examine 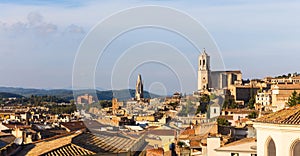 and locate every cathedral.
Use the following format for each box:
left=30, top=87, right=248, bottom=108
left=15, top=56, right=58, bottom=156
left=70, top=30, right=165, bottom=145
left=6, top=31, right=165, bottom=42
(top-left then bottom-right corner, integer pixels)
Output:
left=198, top=49, right=242, bottom=92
